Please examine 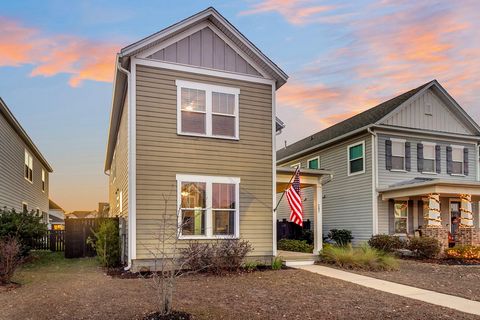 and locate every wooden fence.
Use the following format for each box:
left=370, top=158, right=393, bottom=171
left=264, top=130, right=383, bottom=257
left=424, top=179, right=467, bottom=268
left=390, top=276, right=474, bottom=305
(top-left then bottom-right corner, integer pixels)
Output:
left=28, top=230, right=65, bottom=252
left=277, top=219, right=311, bottom=242
left=65, top=218, right=119, bottom=259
